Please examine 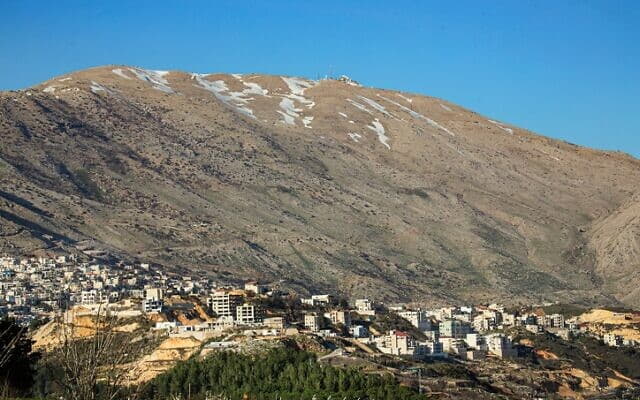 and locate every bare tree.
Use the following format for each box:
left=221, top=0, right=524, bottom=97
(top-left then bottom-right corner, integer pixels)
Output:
left=49, top=305, right=148, bottom=400
left=0, top=319, right=39, bottom=397
left=0, top=323, right=25, bottom=369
